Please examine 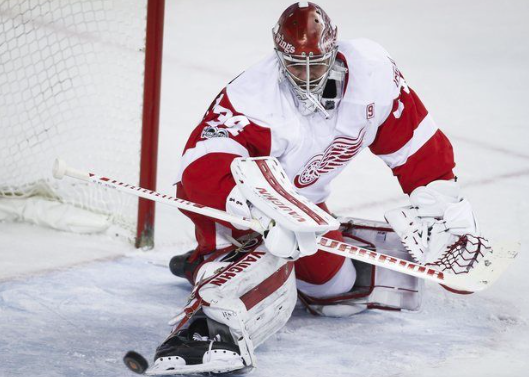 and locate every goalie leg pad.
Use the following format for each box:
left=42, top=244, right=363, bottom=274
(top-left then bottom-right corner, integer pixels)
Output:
left=346, top=218, right=423, bottom=311
left=299, top=218, right=423, bottom=316
left=199, top=250, right=297, bottom=350
left=156, top=250, right=297, bottom=375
